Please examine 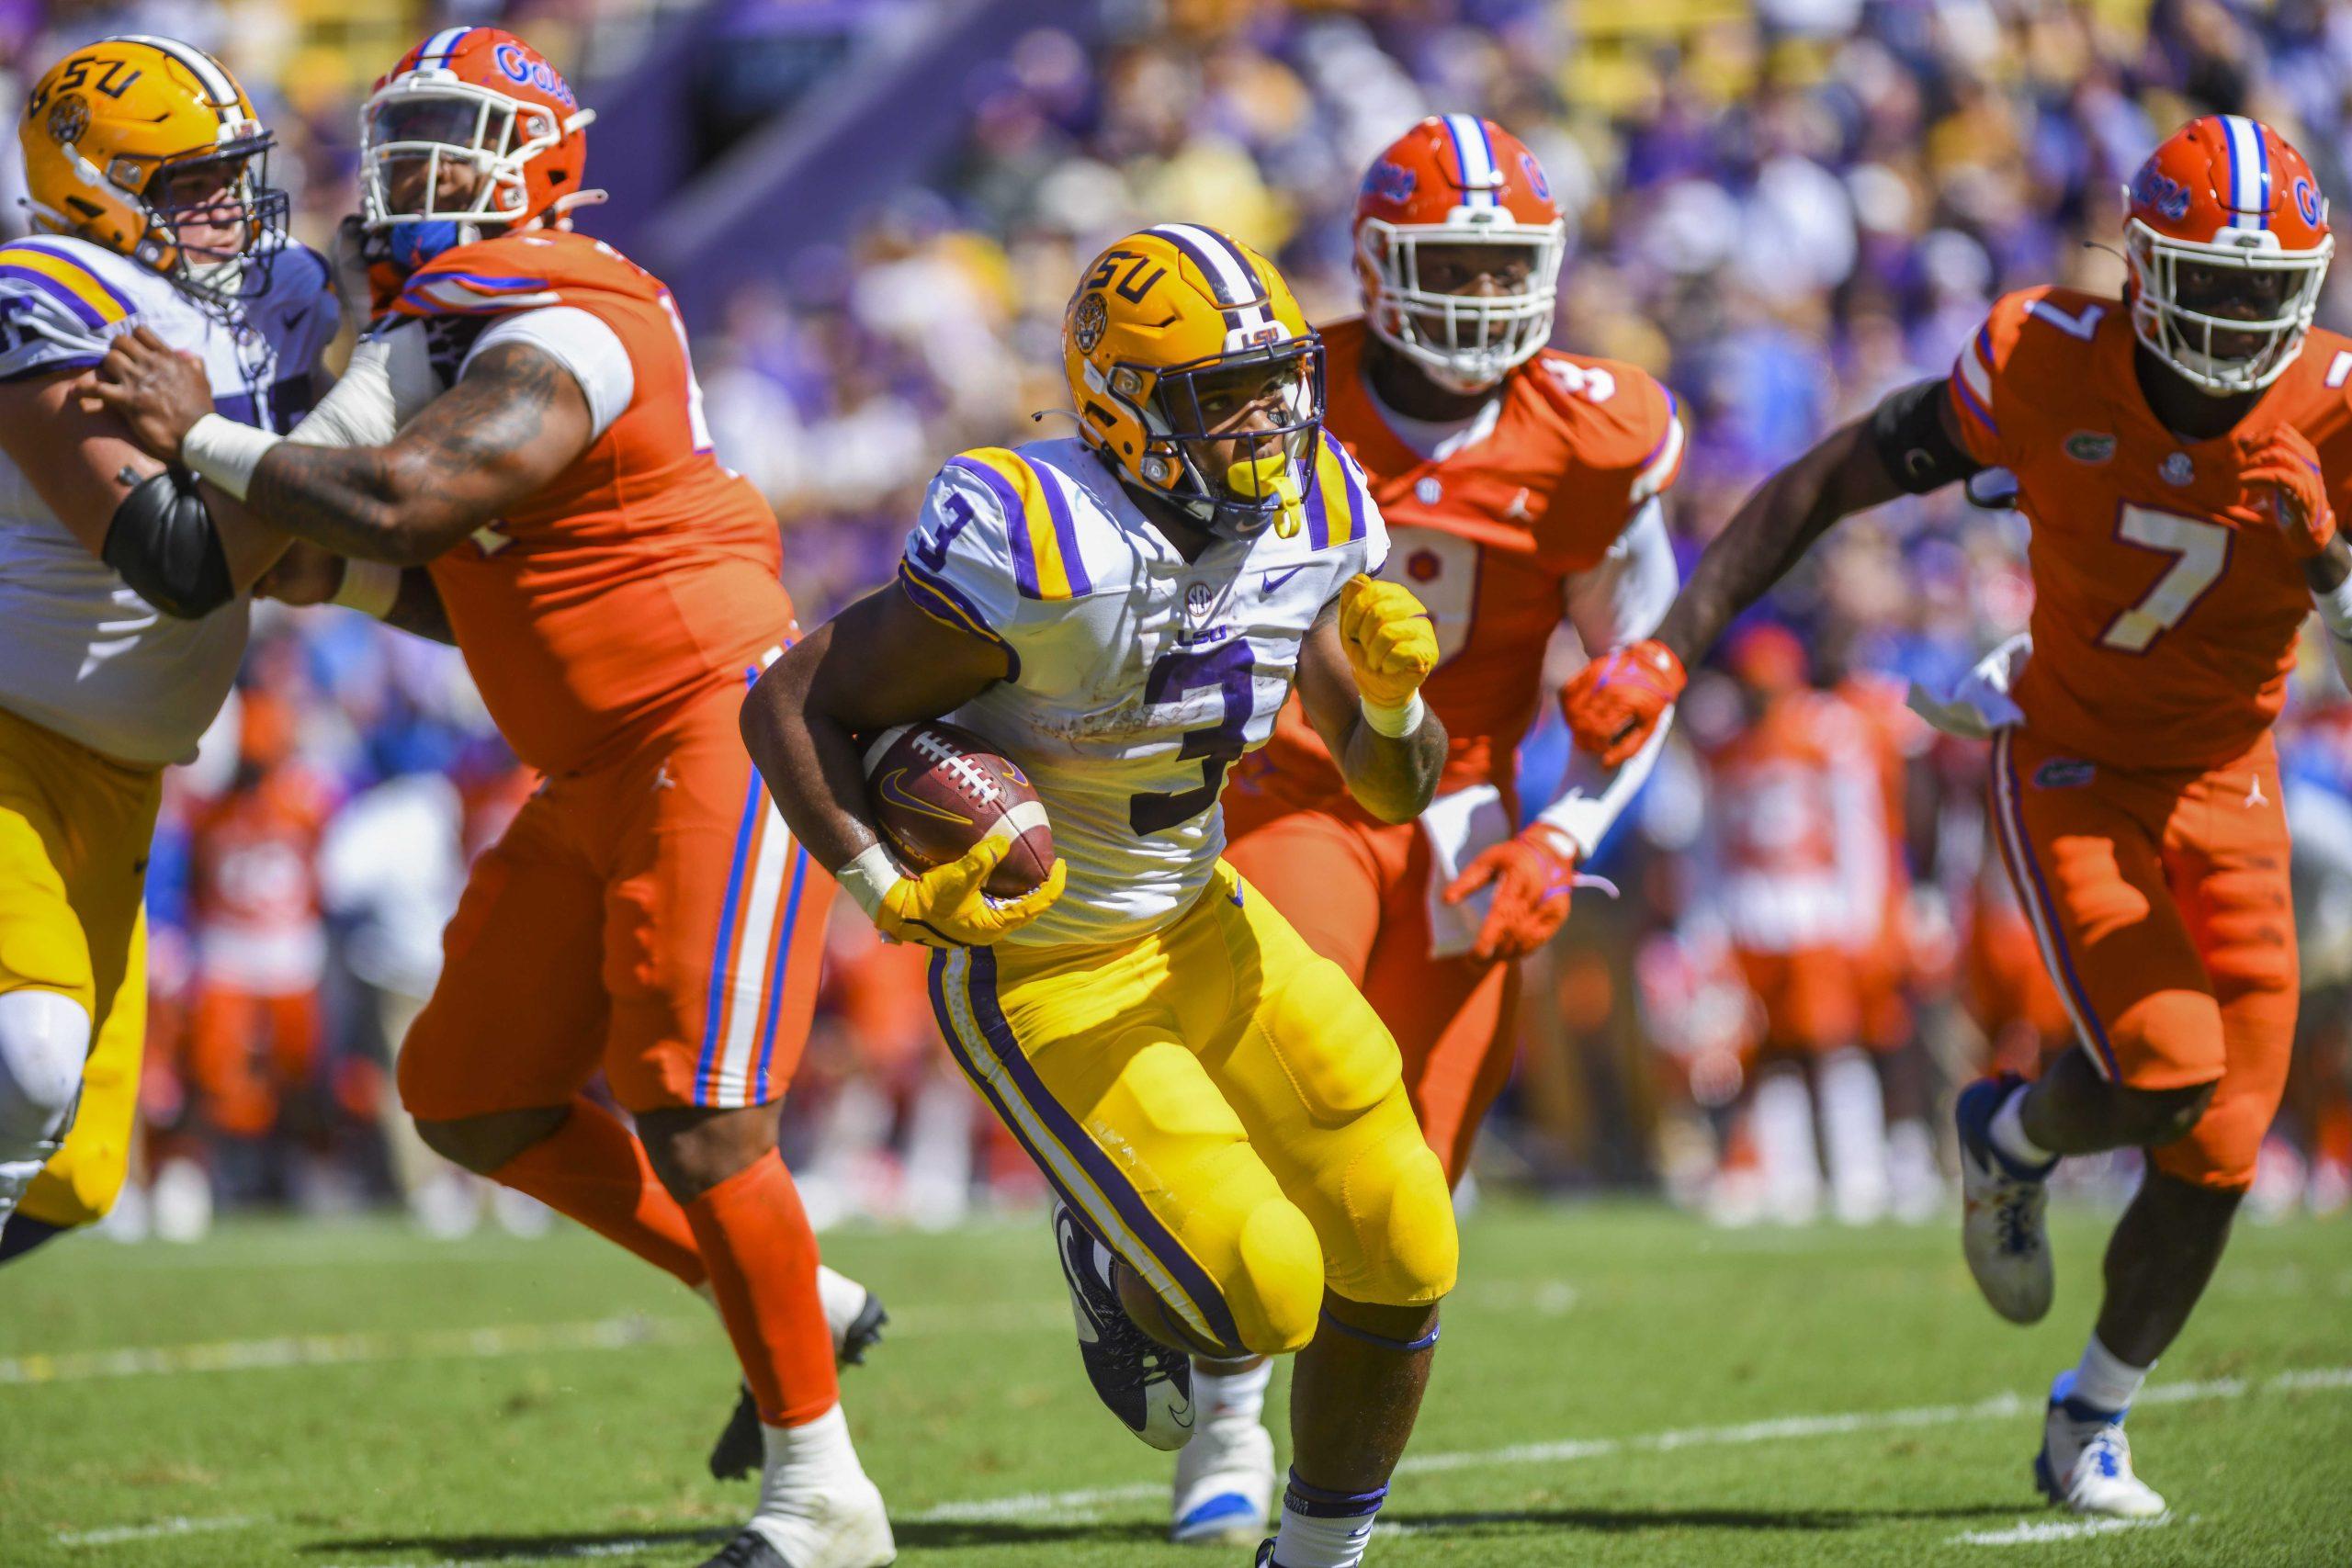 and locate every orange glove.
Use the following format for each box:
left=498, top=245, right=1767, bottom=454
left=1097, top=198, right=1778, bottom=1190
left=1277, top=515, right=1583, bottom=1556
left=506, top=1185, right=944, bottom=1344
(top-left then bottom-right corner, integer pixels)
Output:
left=1560, top=639, right=1687, bottom=767
left=2244, top=423, right=2336, bottom=558
left=1443, top=824, right=1582, bottom=962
